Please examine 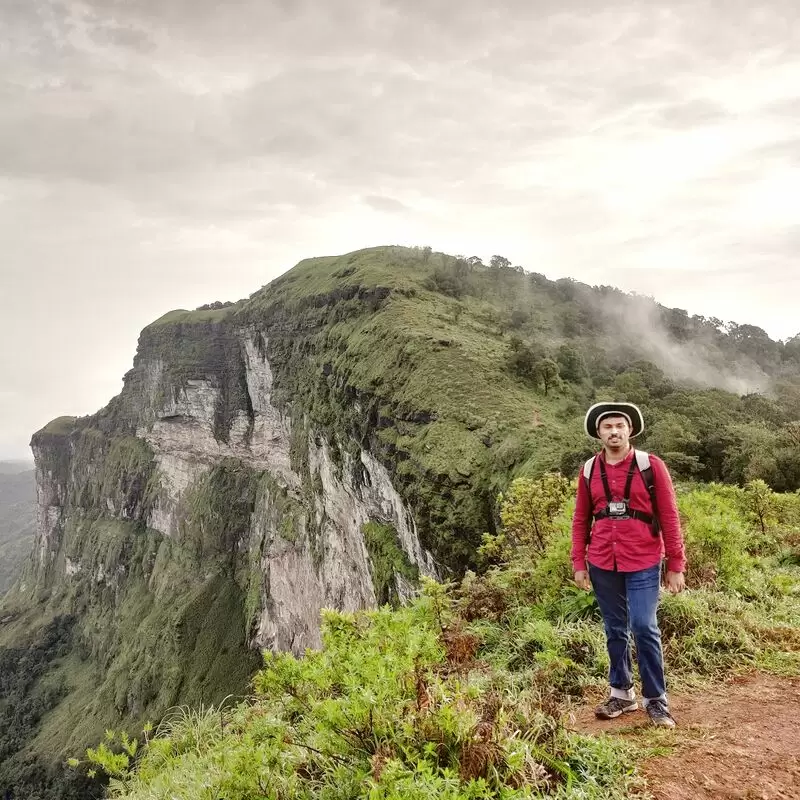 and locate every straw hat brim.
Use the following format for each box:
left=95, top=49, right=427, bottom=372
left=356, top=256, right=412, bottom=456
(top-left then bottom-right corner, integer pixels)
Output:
left=584, top=402, right=644, bottom=439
